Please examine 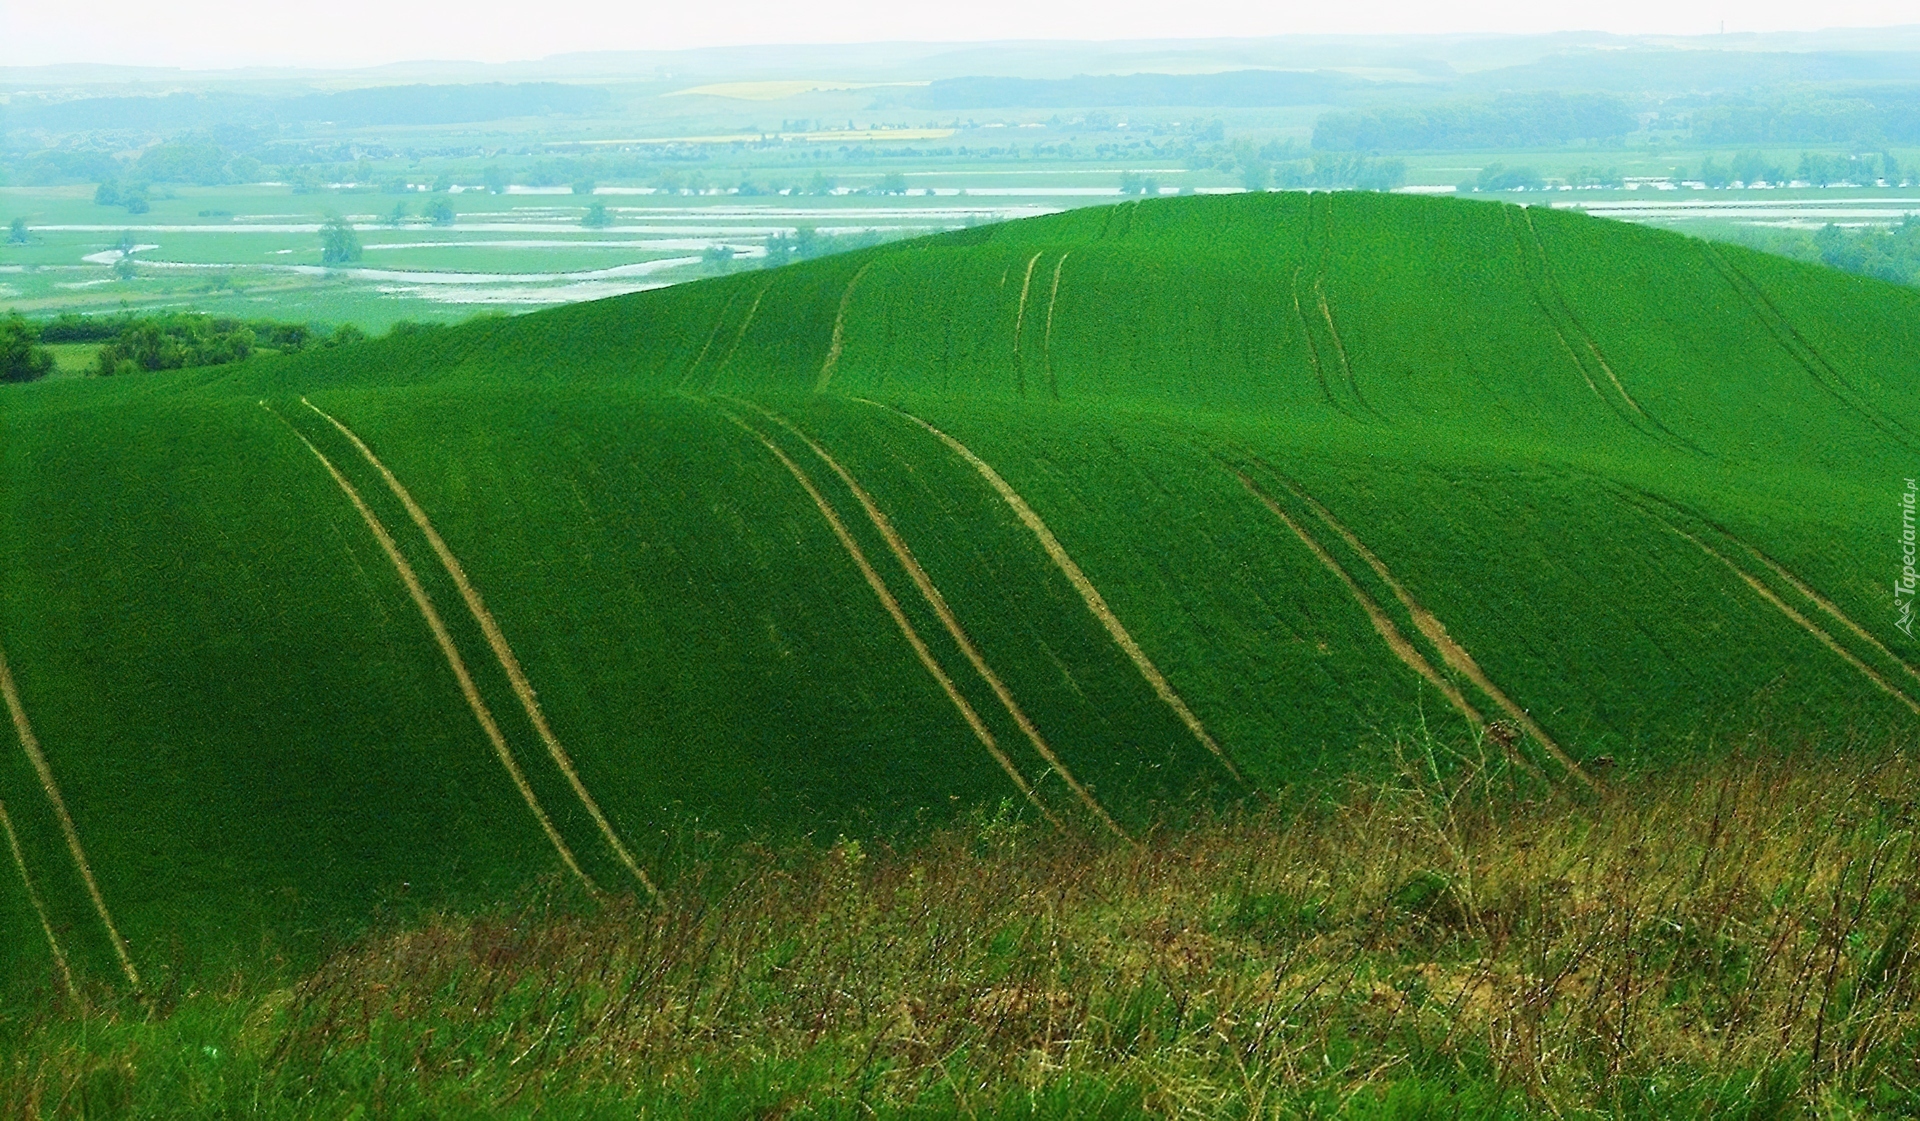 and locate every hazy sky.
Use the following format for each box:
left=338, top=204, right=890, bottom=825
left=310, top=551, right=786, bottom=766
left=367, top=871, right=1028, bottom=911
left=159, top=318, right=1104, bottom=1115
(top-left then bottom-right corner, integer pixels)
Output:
left=6, top=0, right=1918, bottom=70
